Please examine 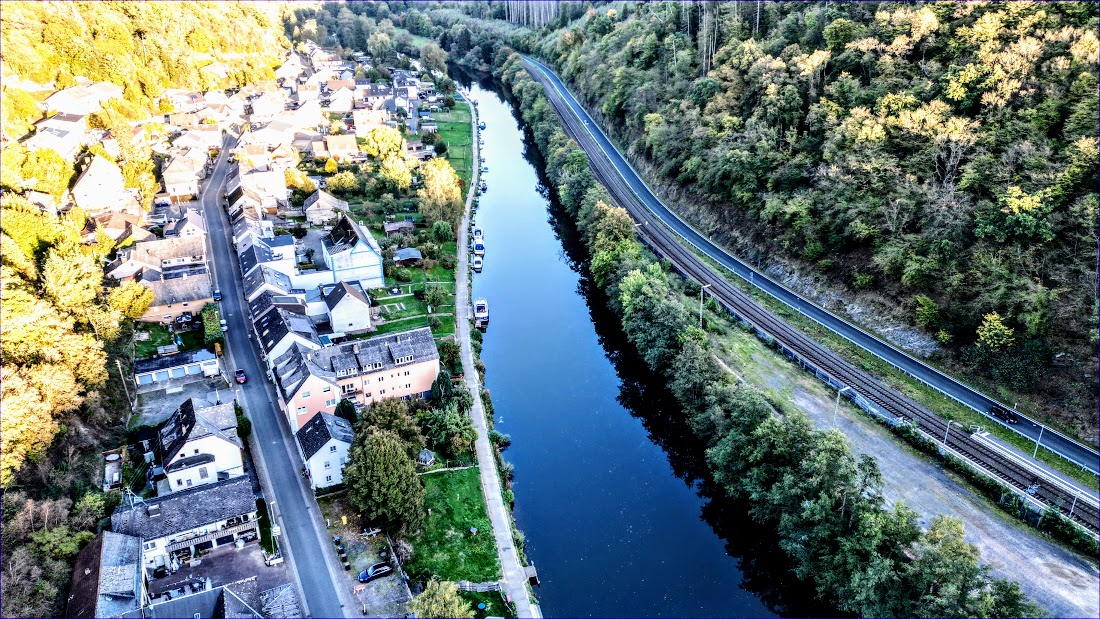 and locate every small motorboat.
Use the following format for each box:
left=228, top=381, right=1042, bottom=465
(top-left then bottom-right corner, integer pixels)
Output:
left=474, top=298, right=489, bottom=325
left=472, top=256, right=483, bottom=272
left=473, top=227, right=484, bottom=241
left=478, top=121, right=486, bottom=130
left=473, top=241, right=485, bottom=256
